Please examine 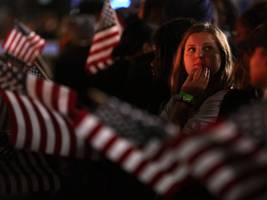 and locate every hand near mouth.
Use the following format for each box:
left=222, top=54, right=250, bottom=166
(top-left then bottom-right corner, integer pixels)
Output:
left=181, top=66, right=210, bottom=97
